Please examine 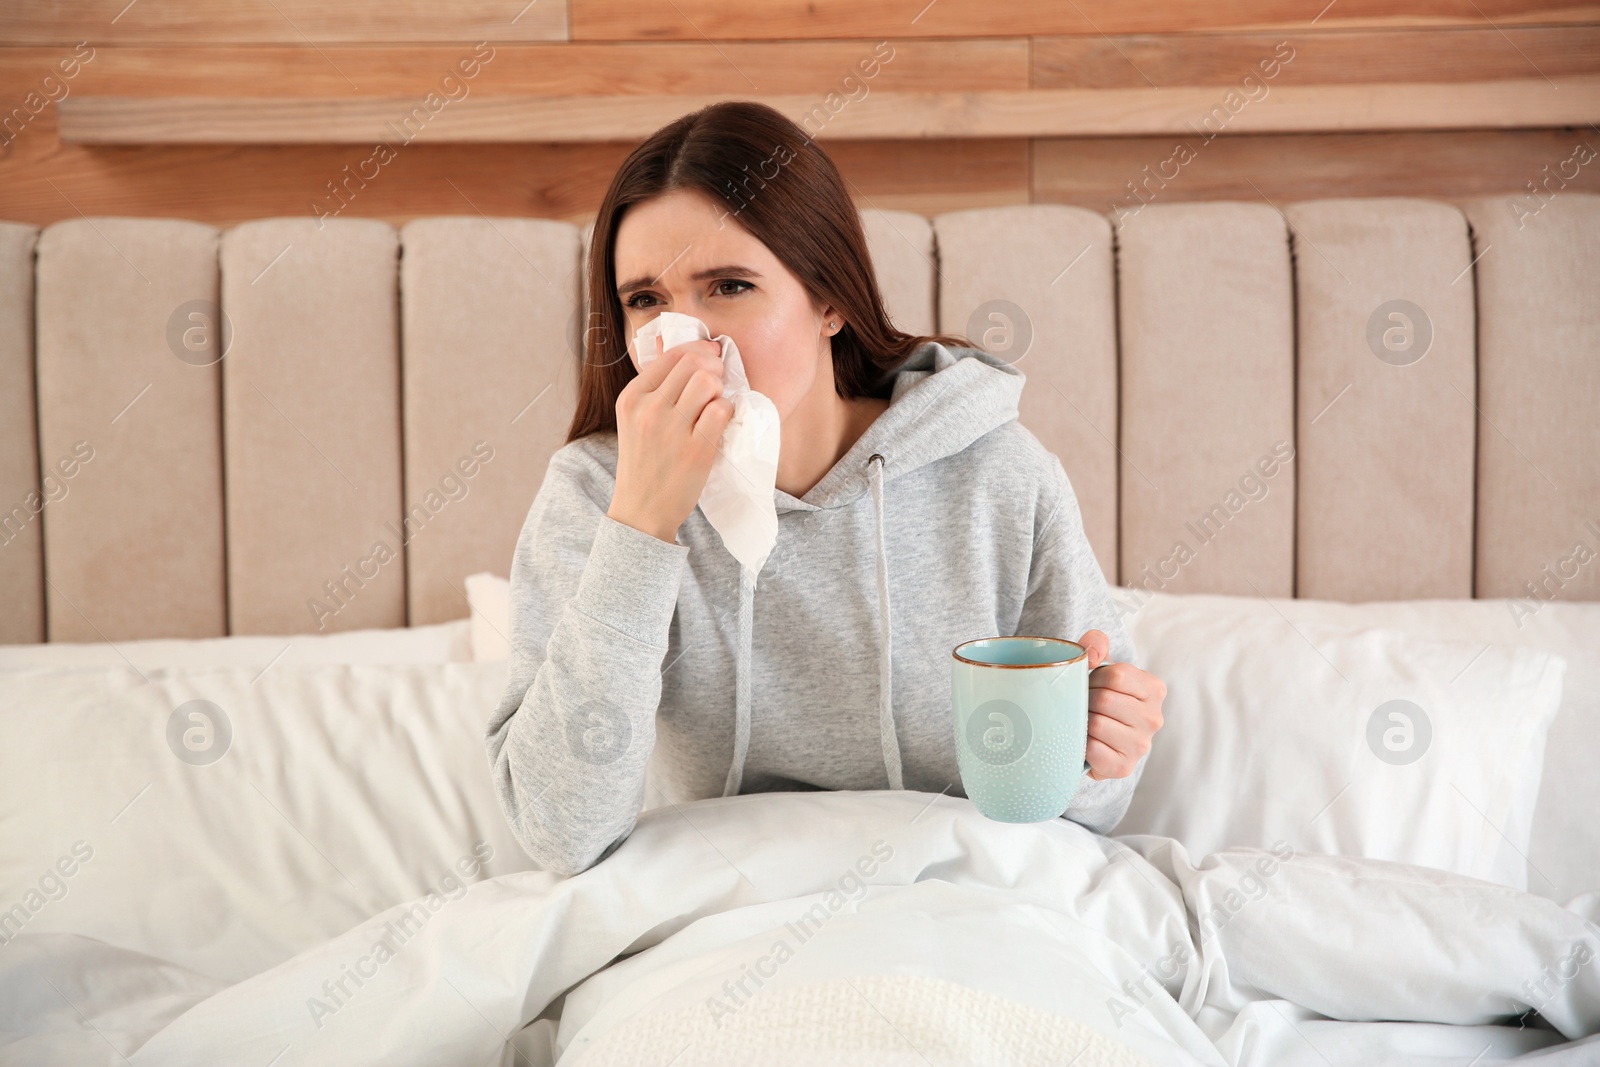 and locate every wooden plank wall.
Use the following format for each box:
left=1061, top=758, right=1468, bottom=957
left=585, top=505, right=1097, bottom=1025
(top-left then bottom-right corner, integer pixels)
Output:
left=0, top=2, right=1596, bottom=231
